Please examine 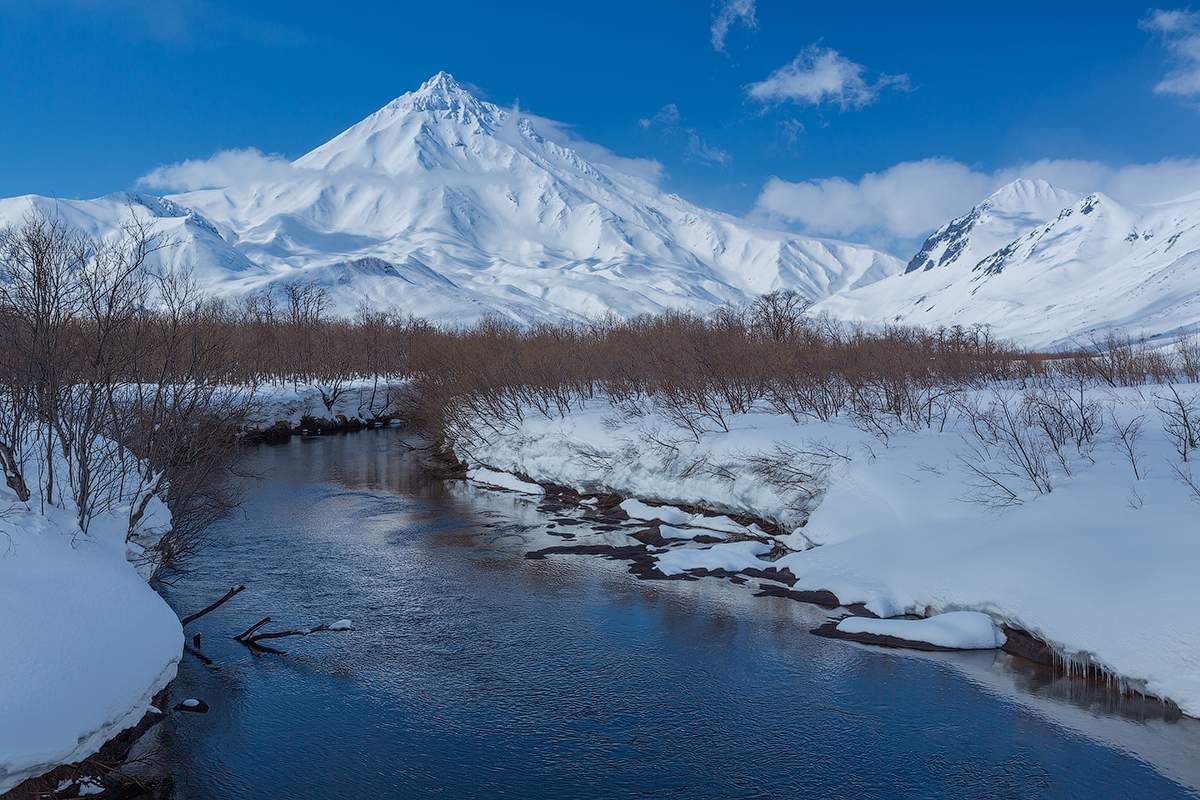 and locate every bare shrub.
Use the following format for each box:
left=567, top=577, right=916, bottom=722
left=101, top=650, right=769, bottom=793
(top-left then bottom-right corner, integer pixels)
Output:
left=1111, top=412, right=1147, bottom=481
left=739, top=441, right=850, bottom=519
left=1155, top=385, right=1200, bottom=463
left=957, top=391, right=1055, bottom=506
left=1175, top=333, right=1200, bottom=383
